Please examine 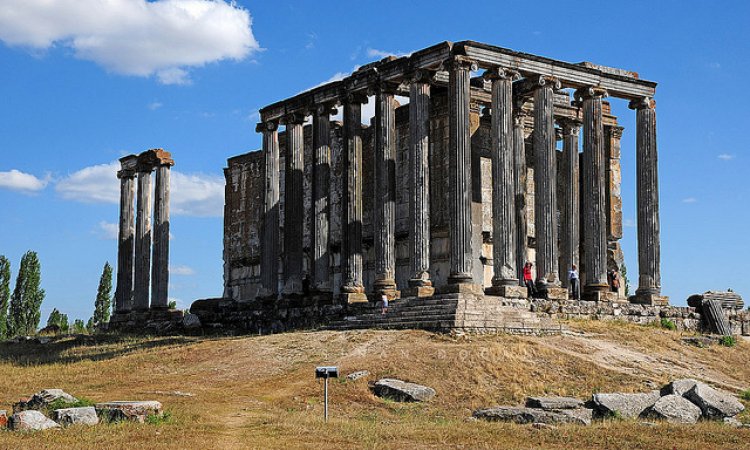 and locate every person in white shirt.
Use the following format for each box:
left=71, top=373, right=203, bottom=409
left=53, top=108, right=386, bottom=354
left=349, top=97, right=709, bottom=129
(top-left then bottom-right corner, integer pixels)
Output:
left=381, top=293, right=389, bottom=315
left=568, top=264, right=580, bottom=300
